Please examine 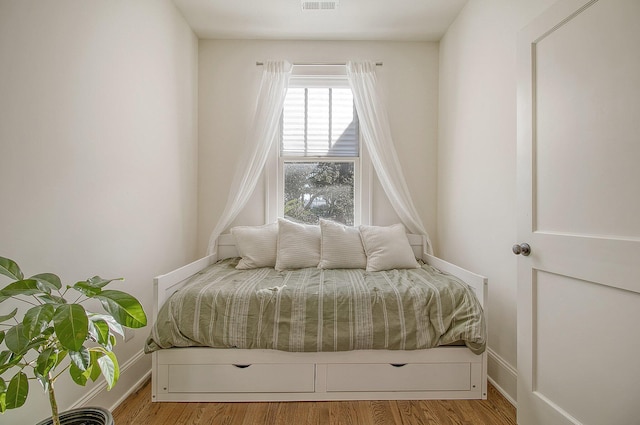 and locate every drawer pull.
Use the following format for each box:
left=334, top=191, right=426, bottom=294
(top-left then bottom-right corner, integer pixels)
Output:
left=390, top=363, right=407, bottom=368
left=232, top=364, right=252, bottom=369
